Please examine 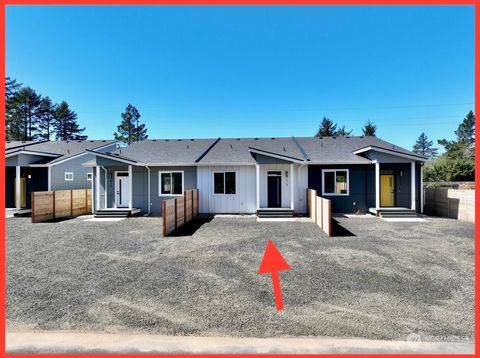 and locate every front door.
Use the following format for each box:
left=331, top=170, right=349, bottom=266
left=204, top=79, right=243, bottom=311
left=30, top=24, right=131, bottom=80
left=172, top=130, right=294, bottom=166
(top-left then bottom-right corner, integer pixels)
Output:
left=13, top=177, right=26, bottom=208
left=380, top=174, right=395, bottom=207
left=267, top=171, right=282, bottom=208
left=115, top=172, right=130, bottom=208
